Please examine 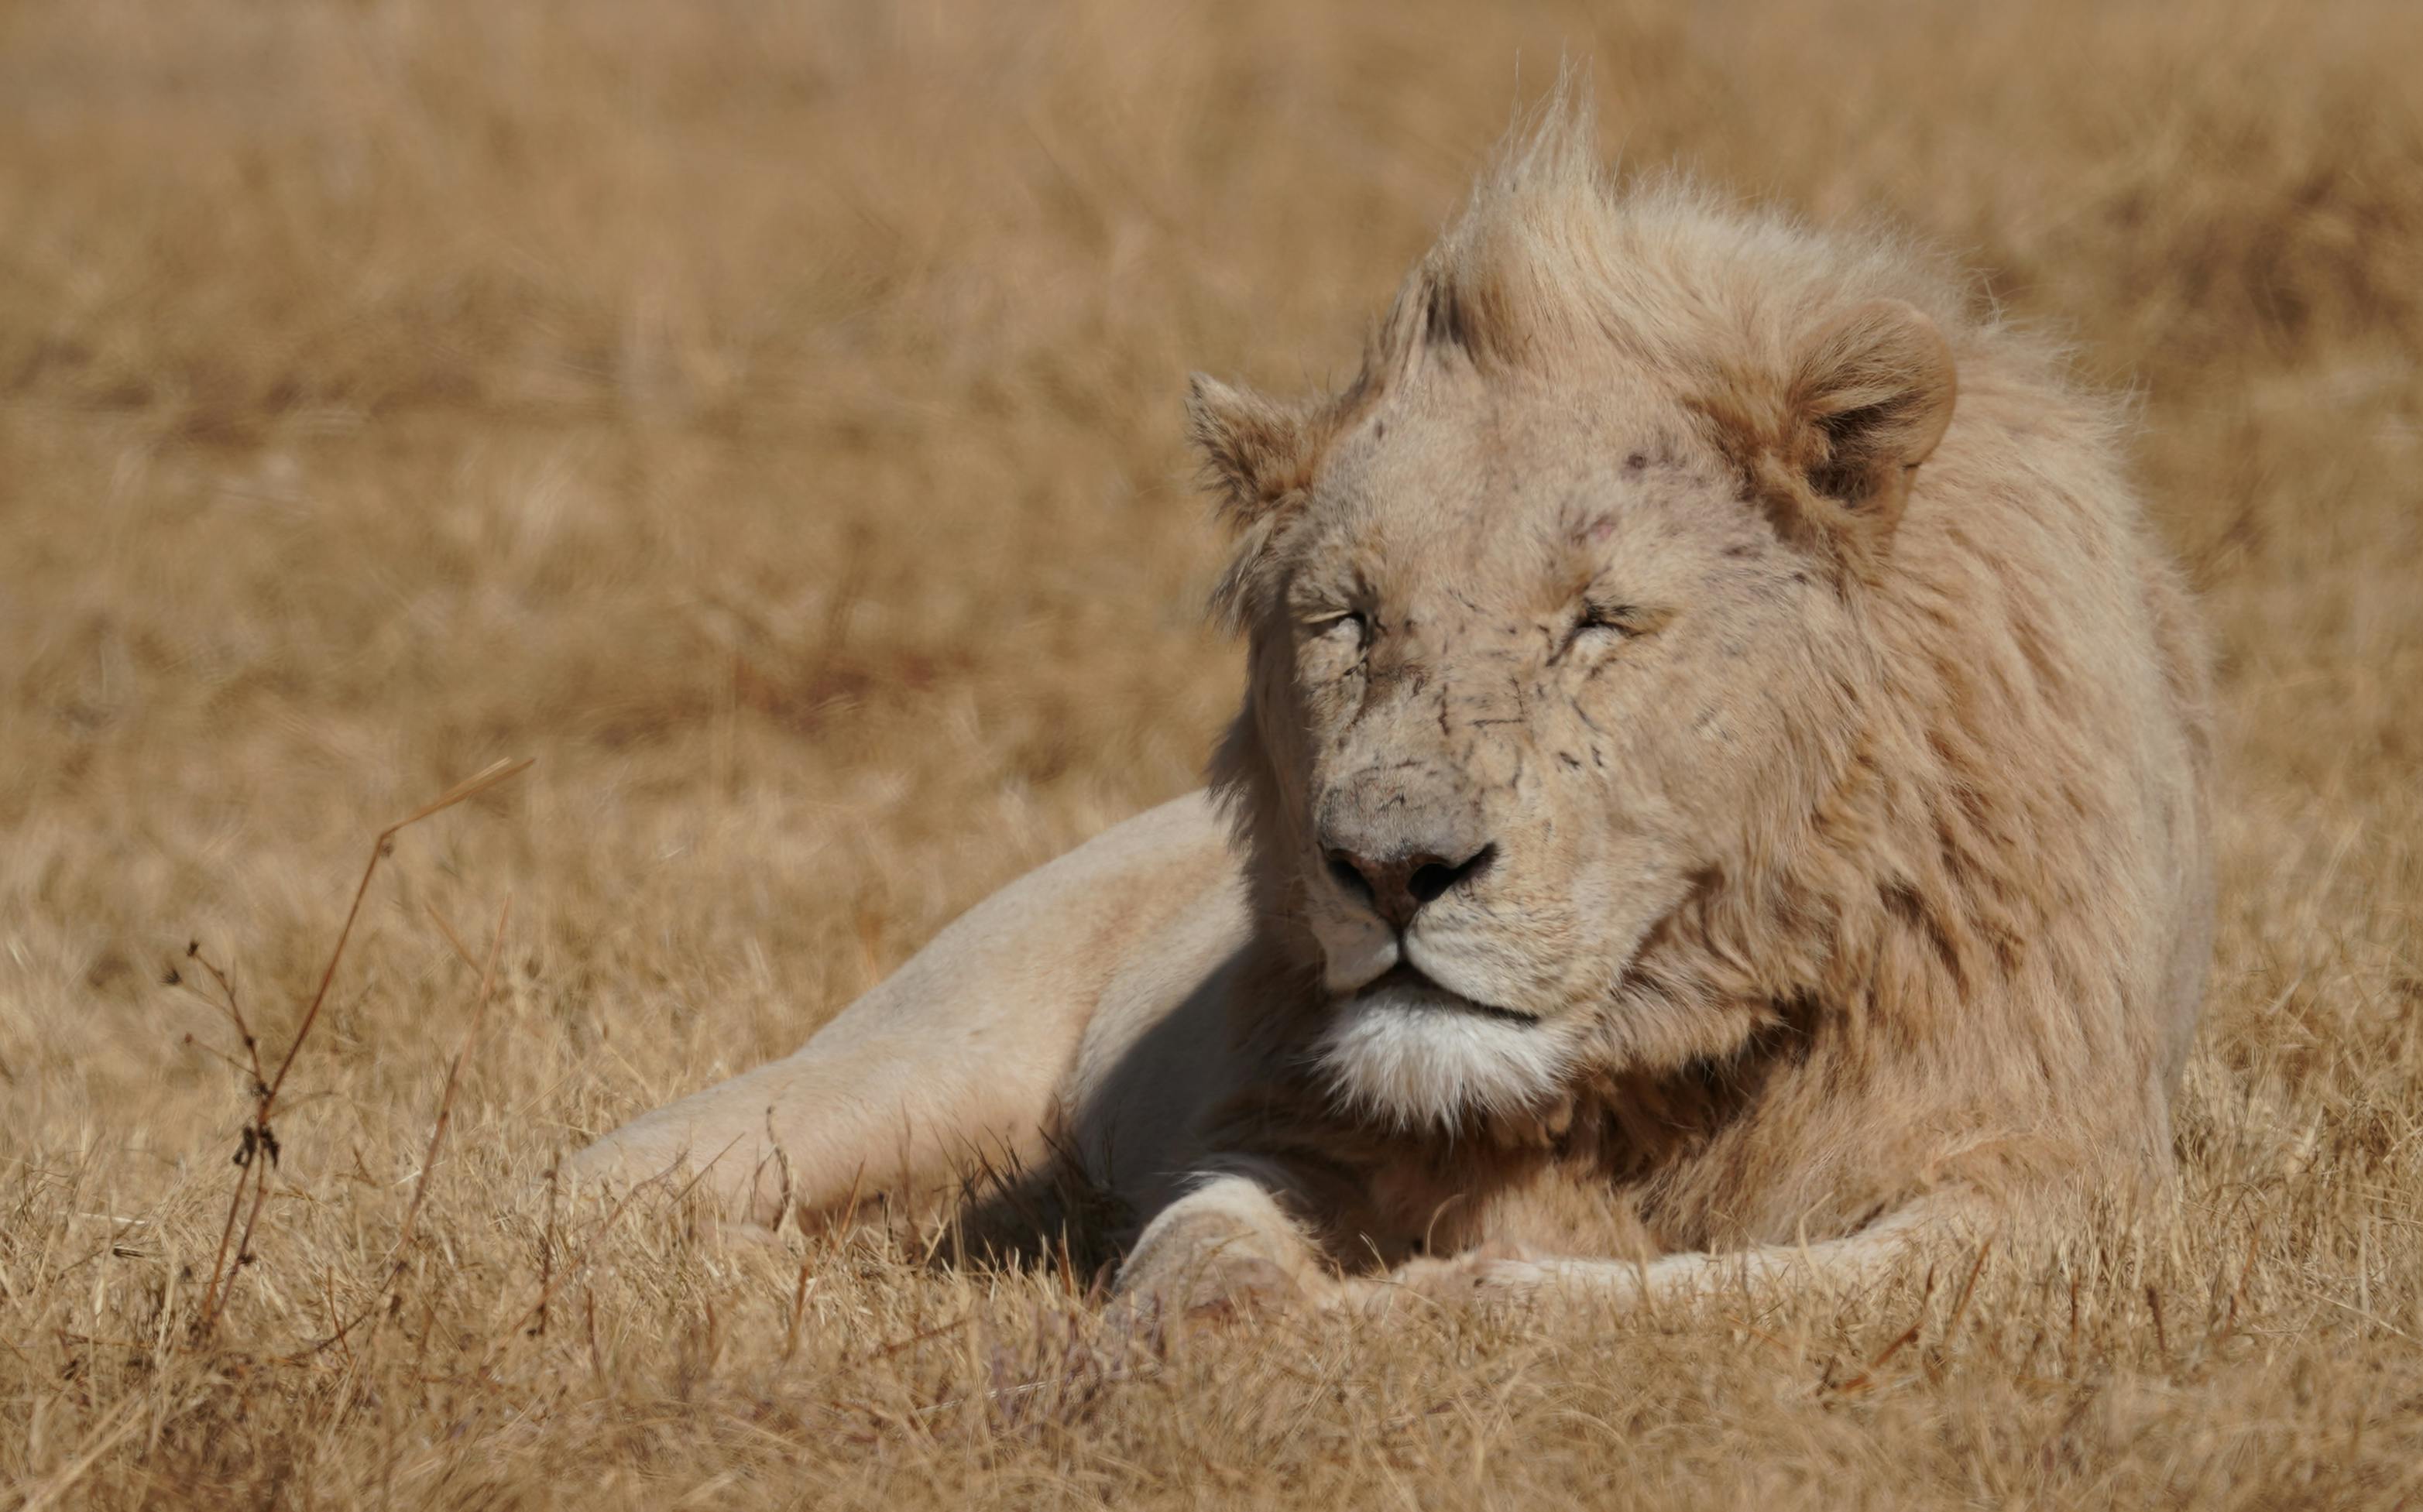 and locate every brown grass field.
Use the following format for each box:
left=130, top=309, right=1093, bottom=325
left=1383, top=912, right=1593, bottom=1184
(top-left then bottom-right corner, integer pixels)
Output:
left=5, top=0, right=2422, bottom=1506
